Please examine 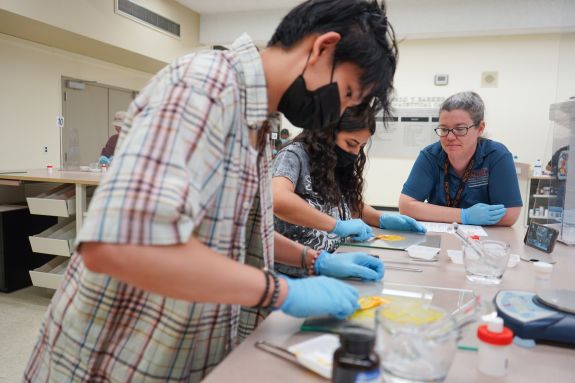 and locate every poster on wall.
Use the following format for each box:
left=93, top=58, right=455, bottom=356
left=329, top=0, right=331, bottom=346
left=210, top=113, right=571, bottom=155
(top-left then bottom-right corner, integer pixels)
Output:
left=370, top=107, right=439, bottom=158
